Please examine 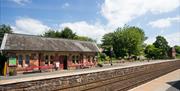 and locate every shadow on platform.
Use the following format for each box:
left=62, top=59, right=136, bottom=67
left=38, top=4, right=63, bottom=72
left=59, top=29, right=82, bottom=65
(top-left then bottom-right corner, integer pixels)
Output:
left=166, top=80, right=180, bottom=91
